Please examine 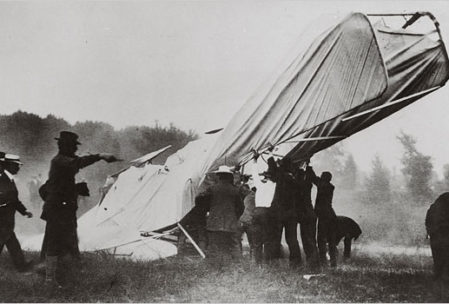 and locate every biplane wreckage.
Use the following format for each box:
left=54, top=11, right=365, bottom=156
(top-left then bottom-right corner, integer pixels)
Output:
left=24, top=12, right=449, bottom=260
